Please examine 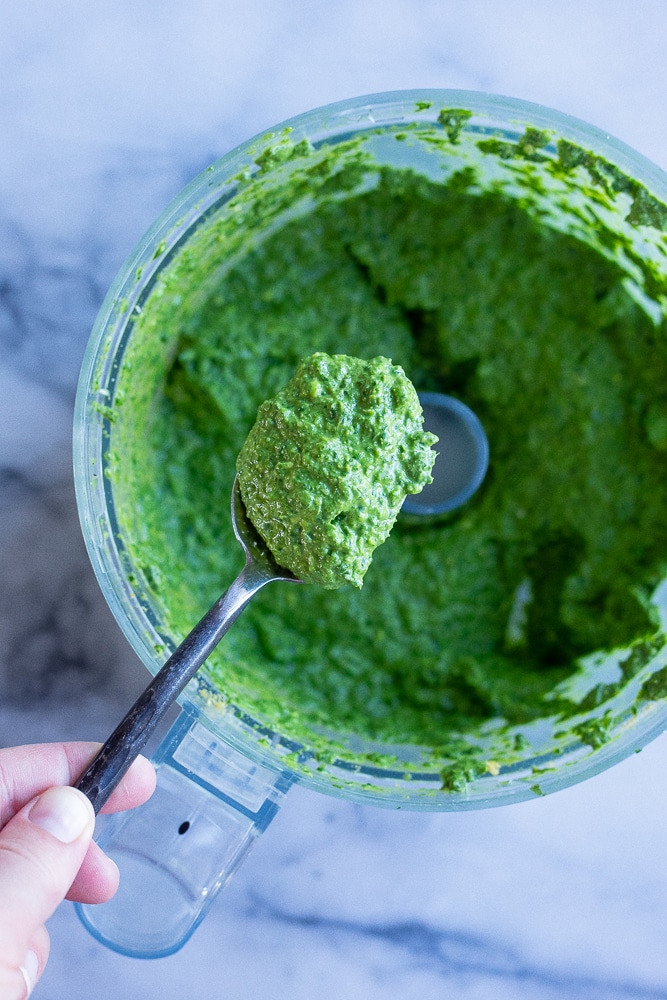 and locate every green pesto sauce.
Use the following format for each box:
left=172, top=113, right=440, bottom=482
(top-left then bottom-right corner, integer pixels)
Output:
left=236, top=352, right=437, bottom=589
left=108, top=118, right=667, bottom=775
